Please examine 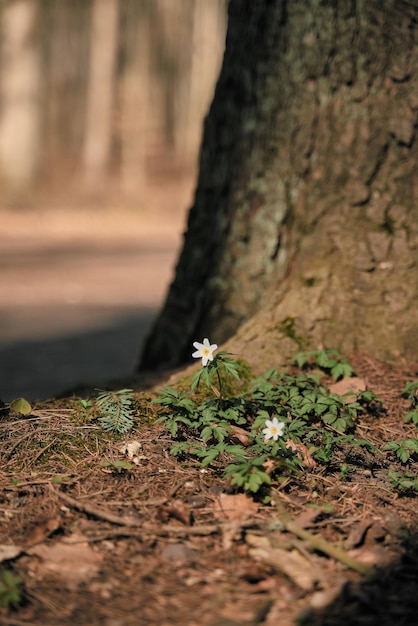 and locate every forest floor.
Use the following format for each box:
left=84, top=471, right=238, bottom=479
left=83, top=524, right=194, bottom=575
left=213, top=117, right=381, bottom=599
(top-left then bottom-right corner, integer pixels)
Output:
left=1, top=184, right=417, bottom=625
left=0, top=181, right=189, bottom=402
left=0, top=351, right=417, bottom=626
